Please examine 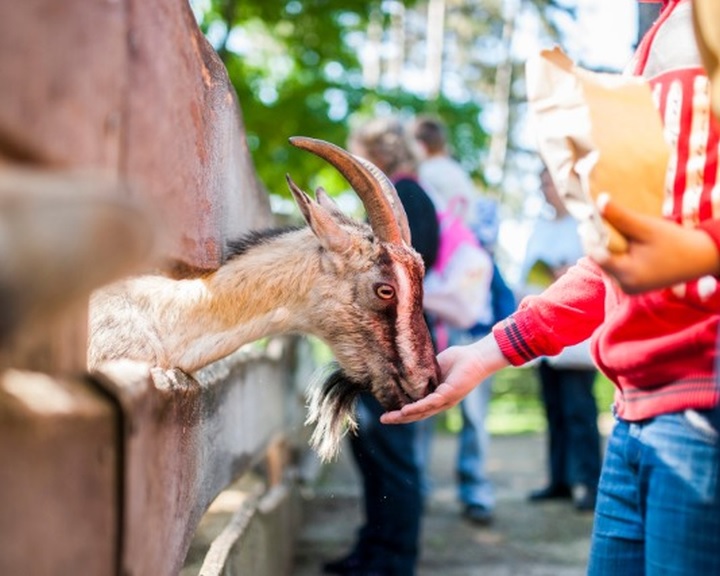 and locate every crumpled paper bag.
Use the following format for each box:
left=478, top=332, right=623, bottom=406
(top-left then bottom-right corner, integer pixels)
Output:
left=693, top=0, right=720, bottom=120
left=526, top=47, right=669, bottom=254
